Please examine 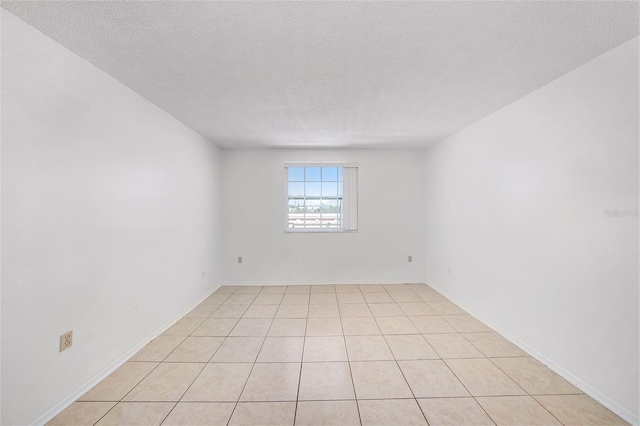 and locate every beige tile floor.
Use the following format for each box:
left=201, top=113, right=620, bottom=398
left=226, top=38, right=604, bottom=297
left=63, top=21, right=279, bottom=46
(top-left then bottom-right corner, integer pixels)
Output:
left=50, top=284, right=629, bottom=426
